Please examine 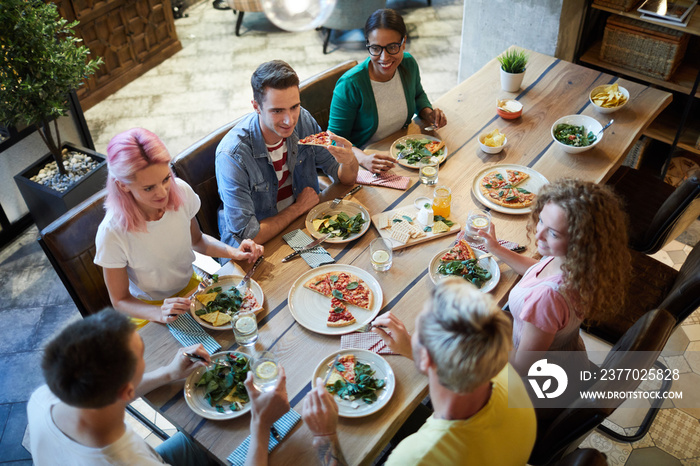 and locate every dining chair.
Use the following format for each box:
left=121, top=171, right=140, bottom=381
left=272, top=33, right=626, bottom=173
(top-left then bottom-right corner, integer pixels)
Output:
left=38, top=190, right=111, bottom=318
left=606, top=165, right=700, bottom=254
left=171, top=117, right=244, bottom=239
left=554, top=448, right=607, bottom=466
left=226, top=0, right=263, bottom=36
left=299, top=60, right=357, bottom=131
left=320, top=0, right=387, bottom=54
left=529, top=308, right=676, bottom=465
